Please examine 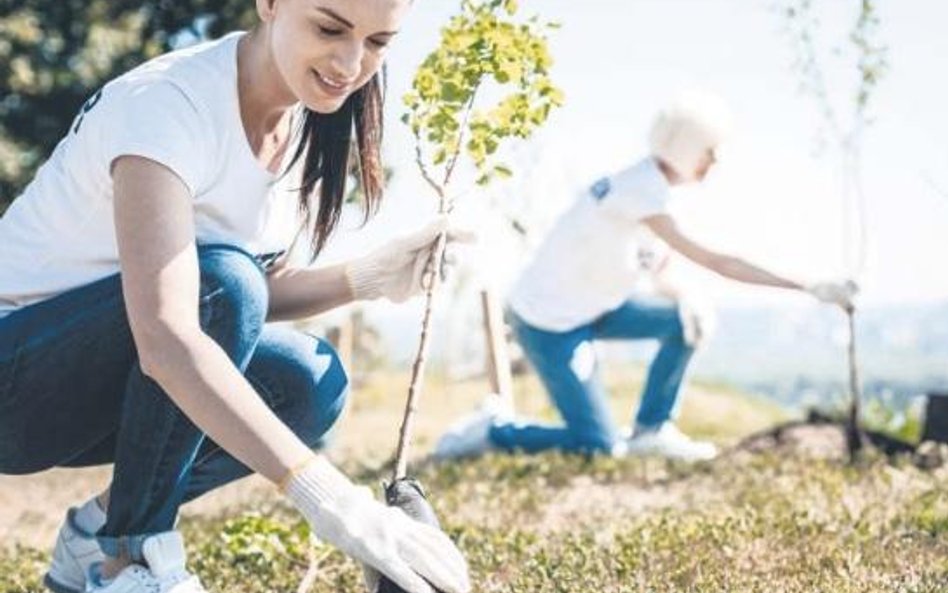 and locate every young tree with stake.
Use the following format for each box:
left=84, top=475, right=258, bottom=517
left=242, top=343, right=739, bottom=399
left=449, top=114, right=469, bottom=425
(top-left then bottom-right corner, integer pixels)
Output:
left=373, top=4, right=562, bottom=592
